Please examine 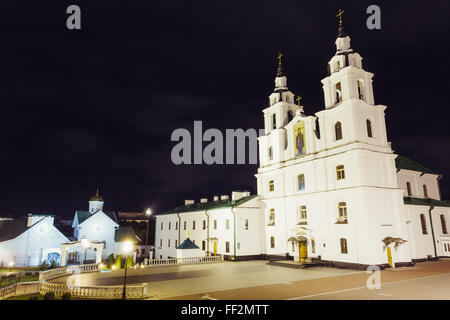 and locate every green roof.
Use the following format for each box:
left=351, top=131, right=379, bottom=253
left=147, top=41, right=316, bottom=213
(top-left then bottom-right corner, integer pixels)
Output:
left=157, top=195, right=258, bottom=216
left=114, top=226, right=139, bottom=242
left=176, top=237, right=199, bottom=249
left=395, top=155, right=437, bottom=175
left=75, top=210, right=117, bottom=224
left=403, top=197, right=450, bottom=208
